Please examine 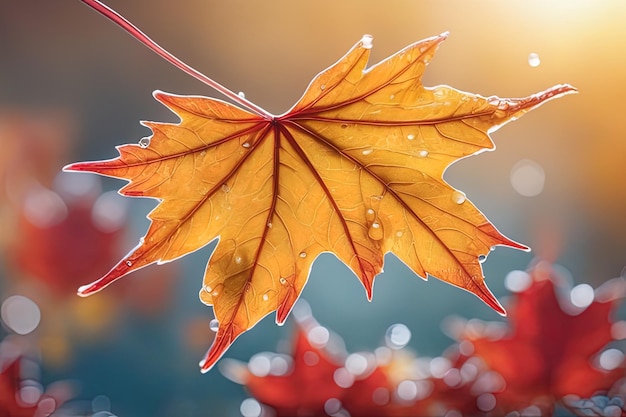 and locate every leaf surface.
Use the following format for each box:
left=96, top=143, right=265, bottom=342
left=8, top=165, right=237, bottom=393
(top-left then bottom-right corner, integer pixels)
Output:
left=65, top=33, right=575, bottom=371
